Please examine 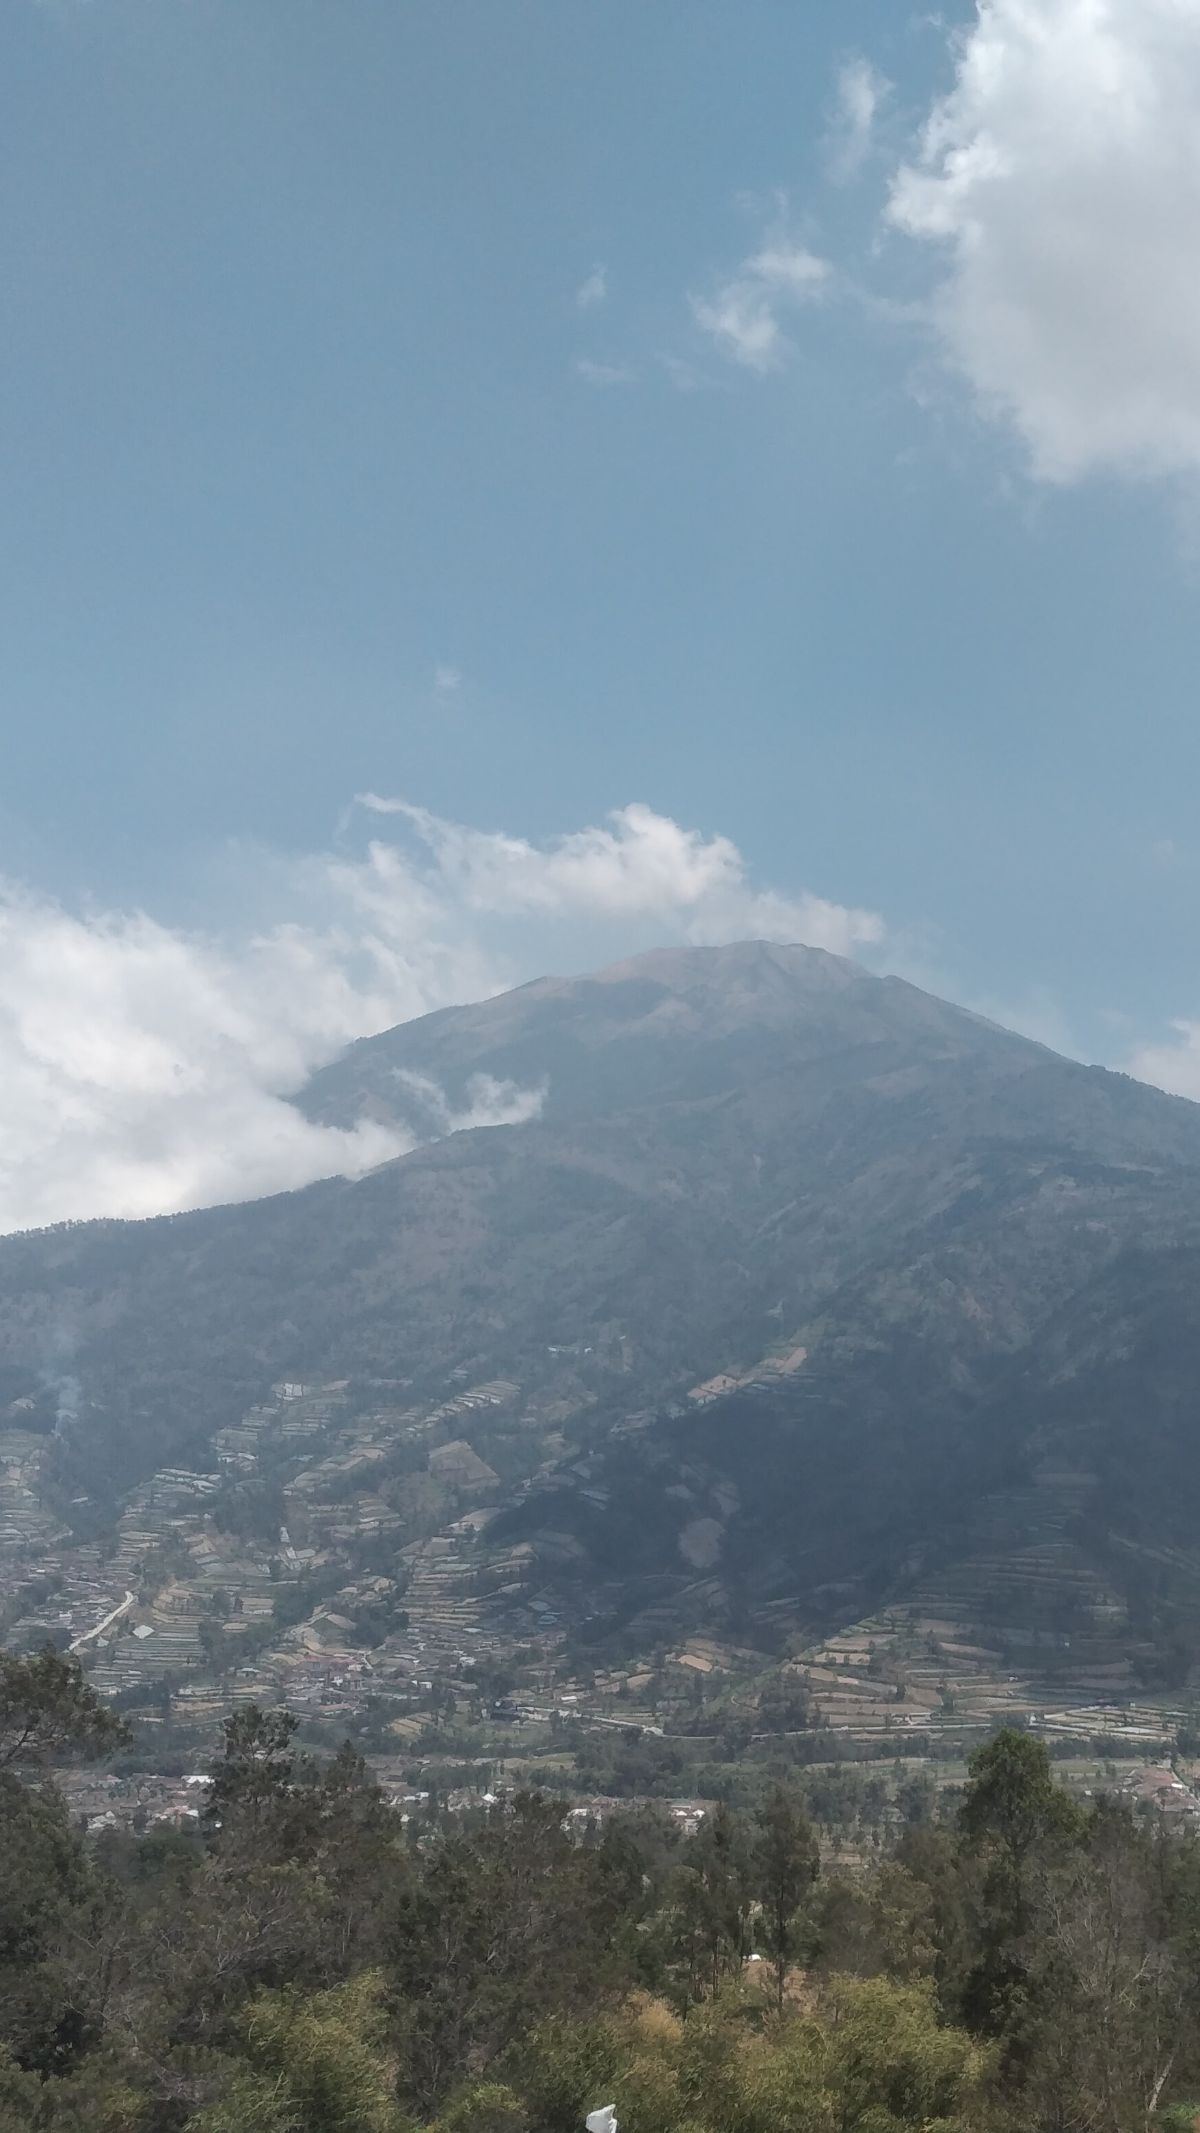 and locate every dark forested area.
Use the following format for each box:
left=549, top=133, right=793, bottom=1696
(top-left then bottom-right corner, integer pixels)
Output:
left=3, top=1652, right=1200, bottom=2132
